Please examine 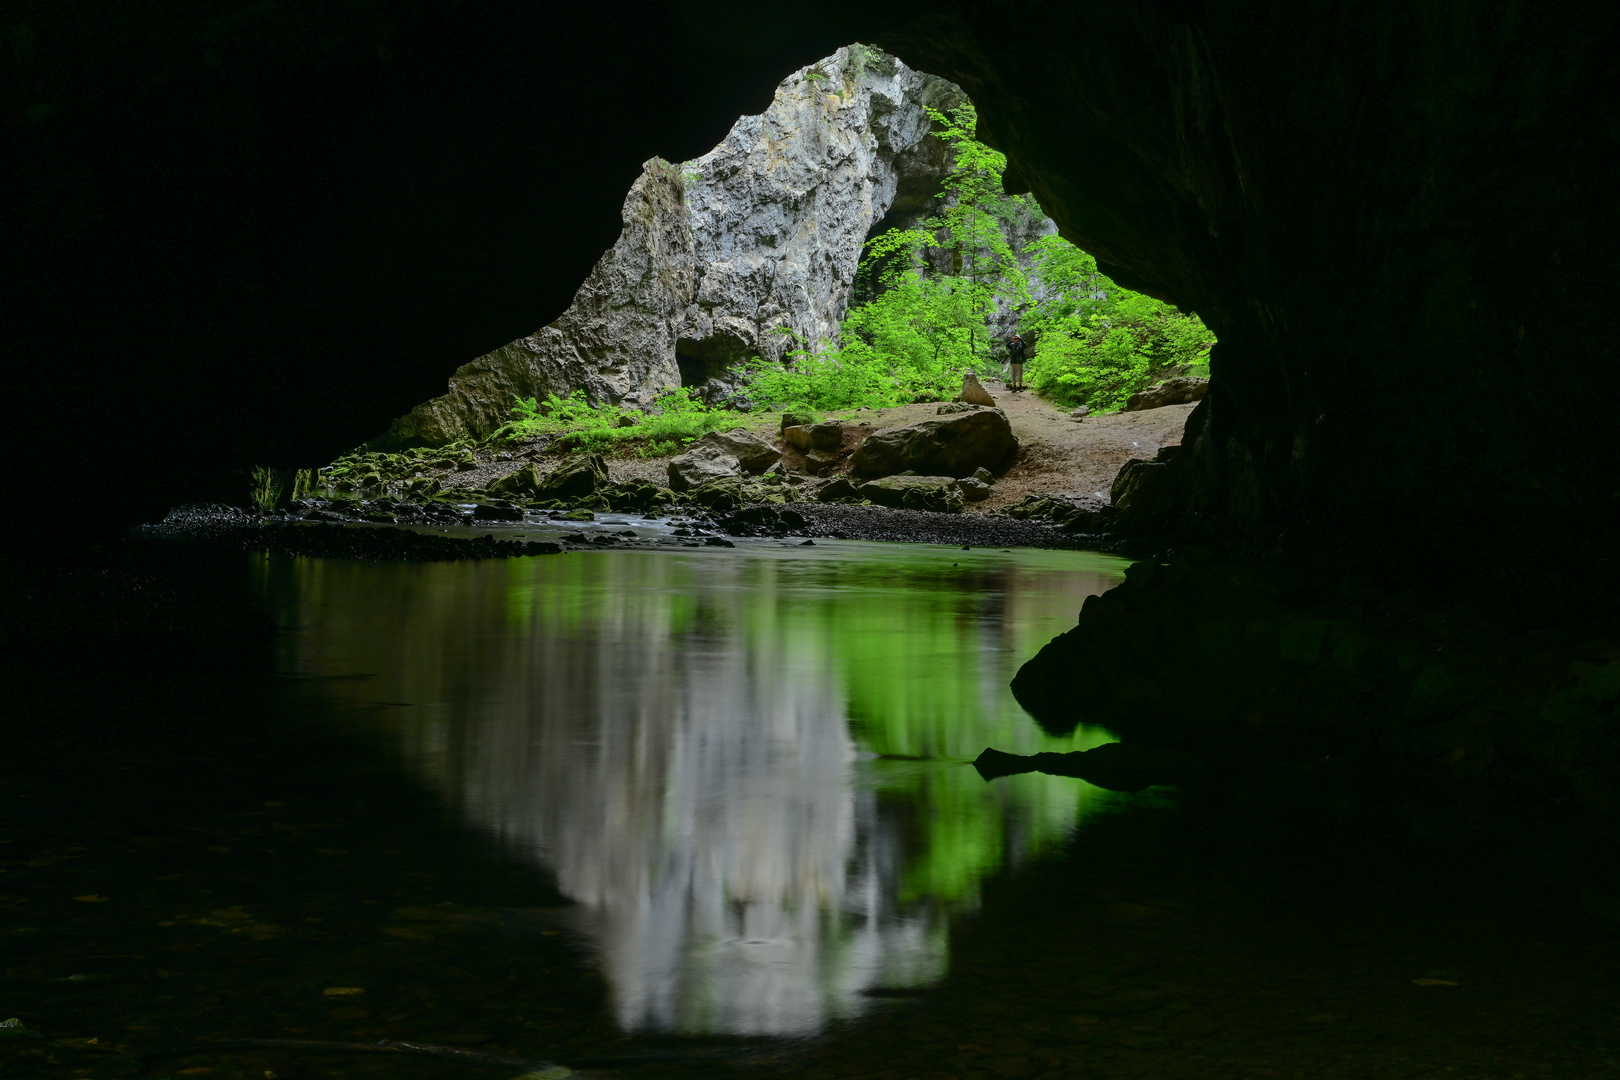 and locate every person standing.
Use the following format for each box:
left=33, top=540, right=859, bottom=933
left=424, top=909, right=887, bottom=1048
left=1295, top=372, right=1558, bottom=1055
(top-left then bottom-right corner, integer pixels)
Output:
left=1006, top=333, right=1027, bottom=392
